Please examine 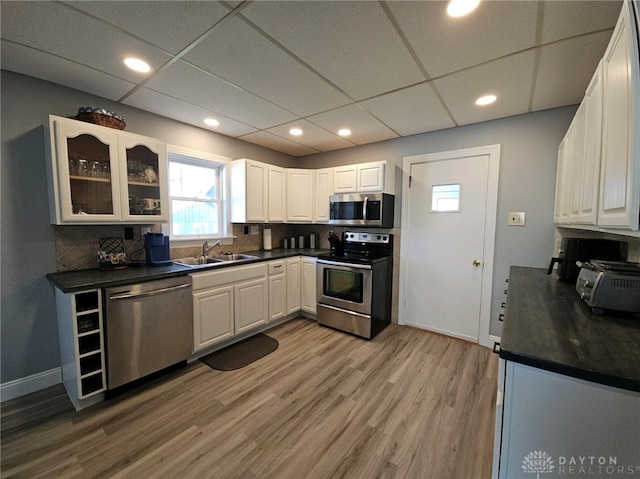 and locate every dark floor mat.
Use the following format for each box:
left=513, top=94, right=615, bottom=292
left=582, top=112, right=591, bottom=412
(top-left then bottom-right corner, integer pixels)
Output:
left=199, top=333, right=279, bottom=371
